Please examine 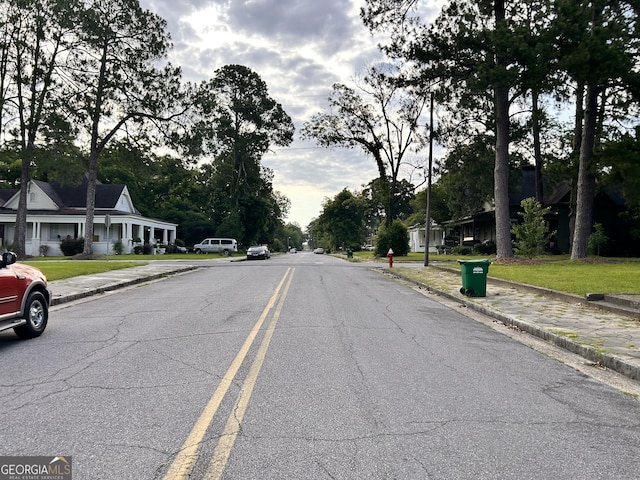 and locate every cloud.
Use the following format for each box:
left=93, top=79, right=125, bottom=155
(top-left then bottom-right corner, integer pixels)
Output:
left=139, top=0, right=436, bottom=228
